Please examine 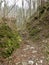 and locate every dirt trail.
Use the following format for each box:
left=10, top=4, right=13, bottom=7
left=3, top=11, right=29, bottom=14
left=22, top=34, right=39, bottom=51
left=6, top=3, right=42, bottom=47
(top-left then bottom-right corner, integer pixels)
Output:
left=0, top=30, right=49, bottom=65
